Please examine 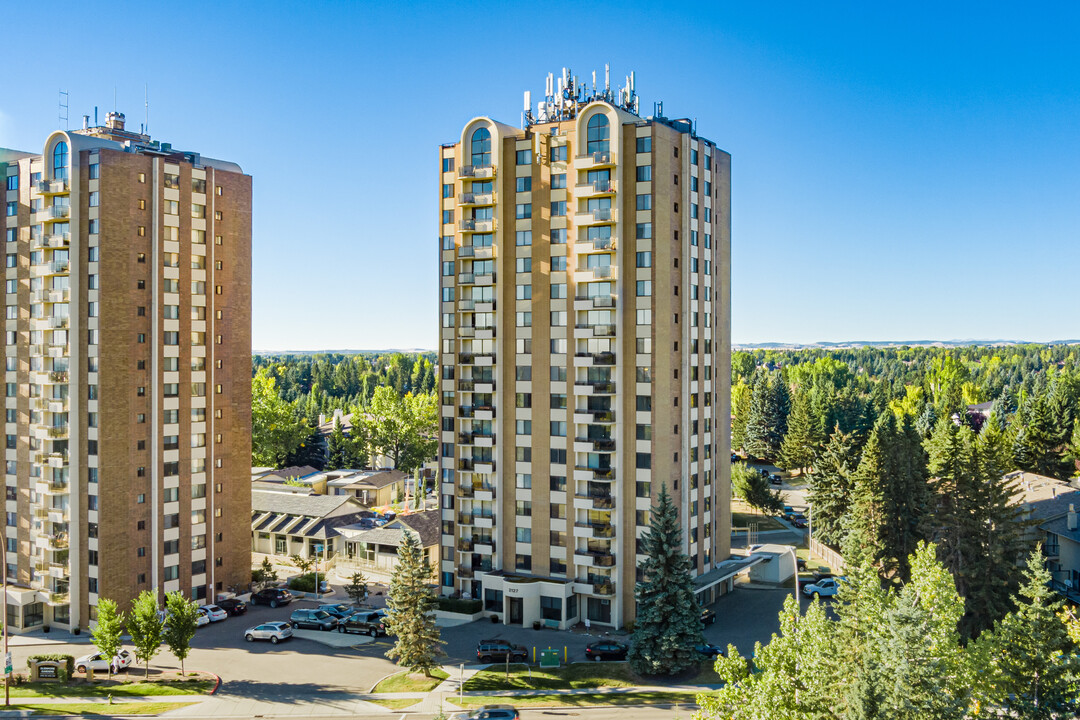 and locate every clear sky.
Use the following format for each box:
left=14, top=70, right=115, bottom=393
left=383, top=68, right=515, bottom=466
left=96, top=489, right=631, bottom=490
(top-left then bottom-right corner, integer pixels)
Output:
left=3, top=2, right=1078, bottom=349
